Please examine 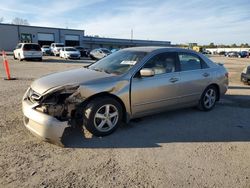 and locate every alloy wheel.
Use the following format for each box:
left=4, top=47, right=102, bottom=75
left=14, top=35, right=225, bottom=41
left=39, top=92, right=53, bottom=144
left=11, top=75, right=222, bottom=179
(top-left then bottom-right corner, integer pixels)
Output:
left=94, top=104, right=119, bottom=132
left=203, top=88, right=216, bottom=109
